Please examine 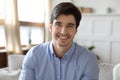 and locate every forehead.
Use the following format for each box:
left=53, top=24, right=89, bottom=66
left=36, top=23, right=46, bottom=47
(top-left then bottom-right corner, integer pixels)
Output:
left=54, top=14, right=76, bottom=24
